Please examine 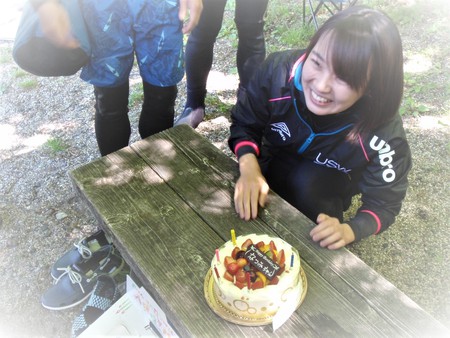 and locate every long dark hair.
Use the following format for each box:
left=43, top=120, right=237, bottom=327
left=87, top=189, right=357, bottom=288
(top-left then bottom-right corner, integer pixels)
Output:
left=304, top=6, right=404, bottom=140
